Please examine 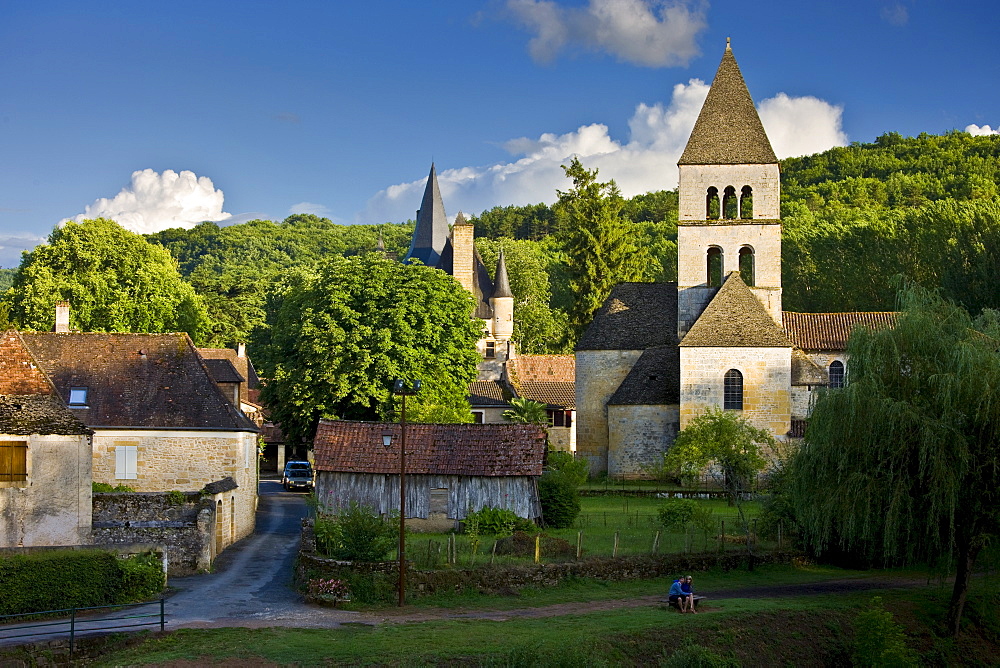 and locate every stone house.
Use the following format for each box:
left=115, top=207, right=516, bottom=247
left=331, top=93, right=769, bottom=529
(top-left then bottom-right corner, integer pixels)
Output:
left=20, top=330, right=260, bottom=551
left=0, top=331, right=93, bottom=547
left=312, top=420, right=546, bottom=528
left=505, top=355, right=576, bottom=452
left=575, top=42, right=895, bottom=478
